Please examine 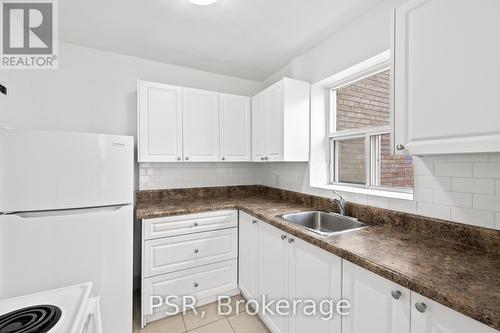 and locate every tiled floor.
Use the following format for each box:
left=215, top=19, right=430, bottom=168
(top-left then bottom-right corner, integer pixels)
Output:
left=134, top=295, right=270, bottom=333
